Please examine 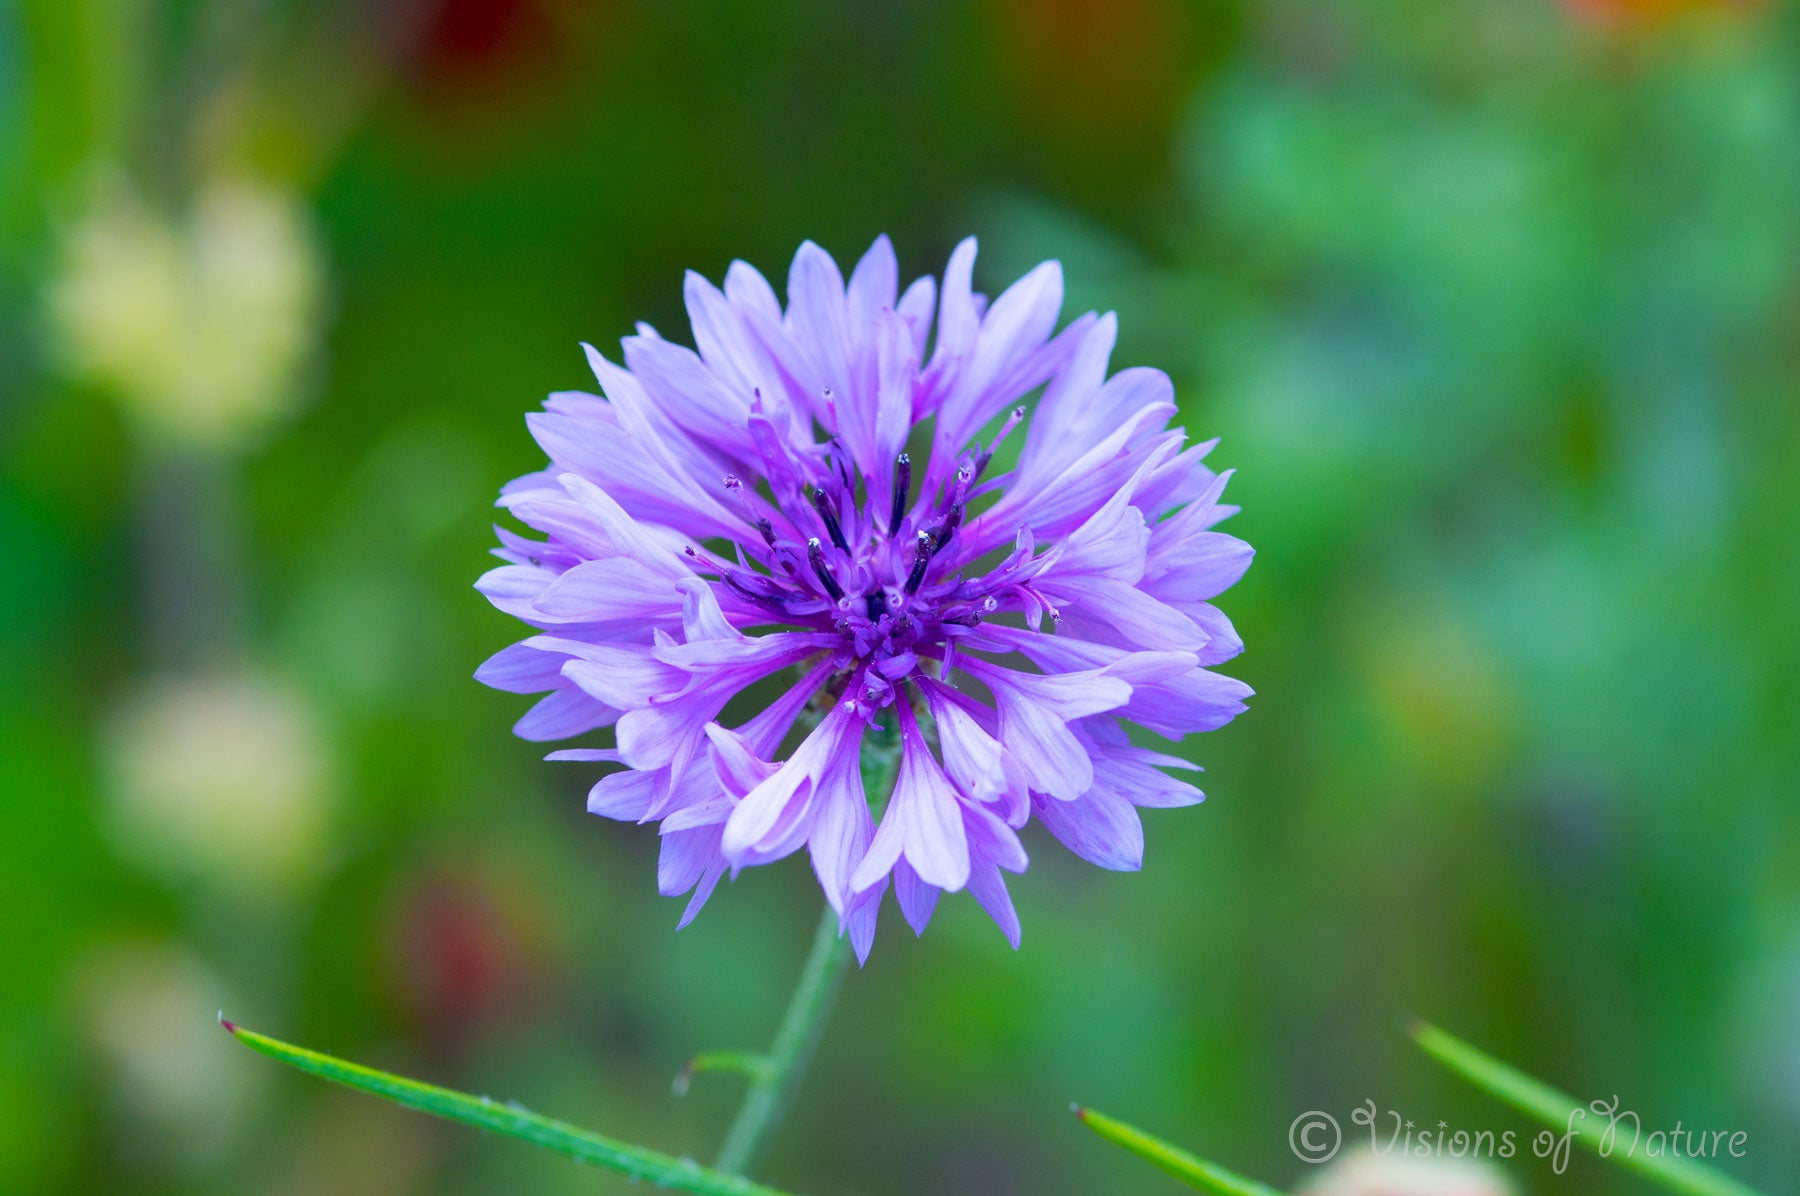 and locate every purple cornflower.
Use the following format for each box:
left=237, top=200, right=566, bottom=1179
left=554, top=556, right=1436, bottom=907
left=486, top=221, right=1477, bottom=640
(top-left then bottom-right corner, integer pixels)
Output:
left=477, top=237, right=1252, bottom=959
